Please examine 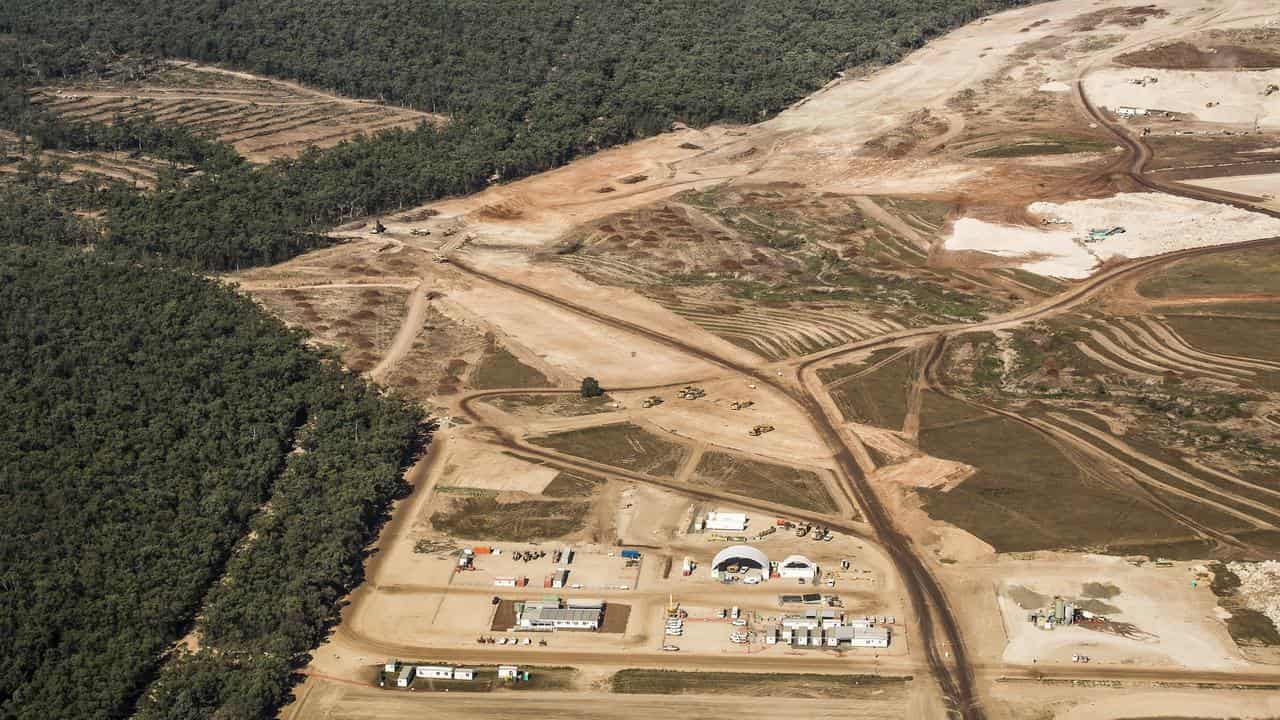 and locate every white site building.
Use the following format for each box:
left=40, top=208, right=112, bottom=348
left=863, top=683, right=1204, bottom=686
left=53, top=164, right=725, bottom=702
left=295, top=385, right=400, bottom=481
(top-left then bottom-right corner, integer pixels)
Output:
left=767, top=625, right=890, bottom=648
left=778, top=554, right=819, bottom=582
left=704, top=511, right=748, bottom=532
left=516, top=598, right=604, bottom=631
